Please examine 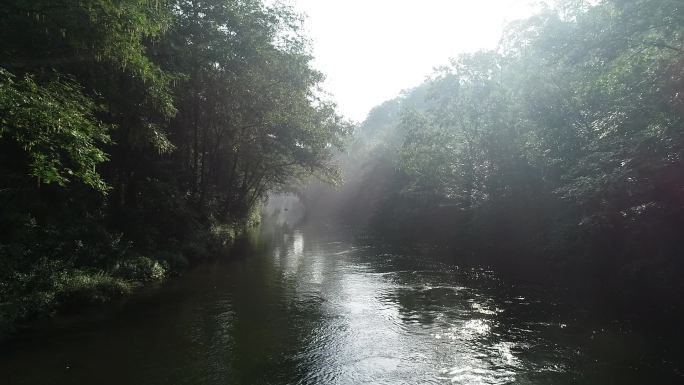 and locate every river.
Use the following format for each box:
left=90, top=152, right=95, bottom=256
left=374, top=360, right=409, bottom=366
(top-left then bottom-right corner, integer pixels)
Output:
left=1, top=224, right=682, bottom=384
